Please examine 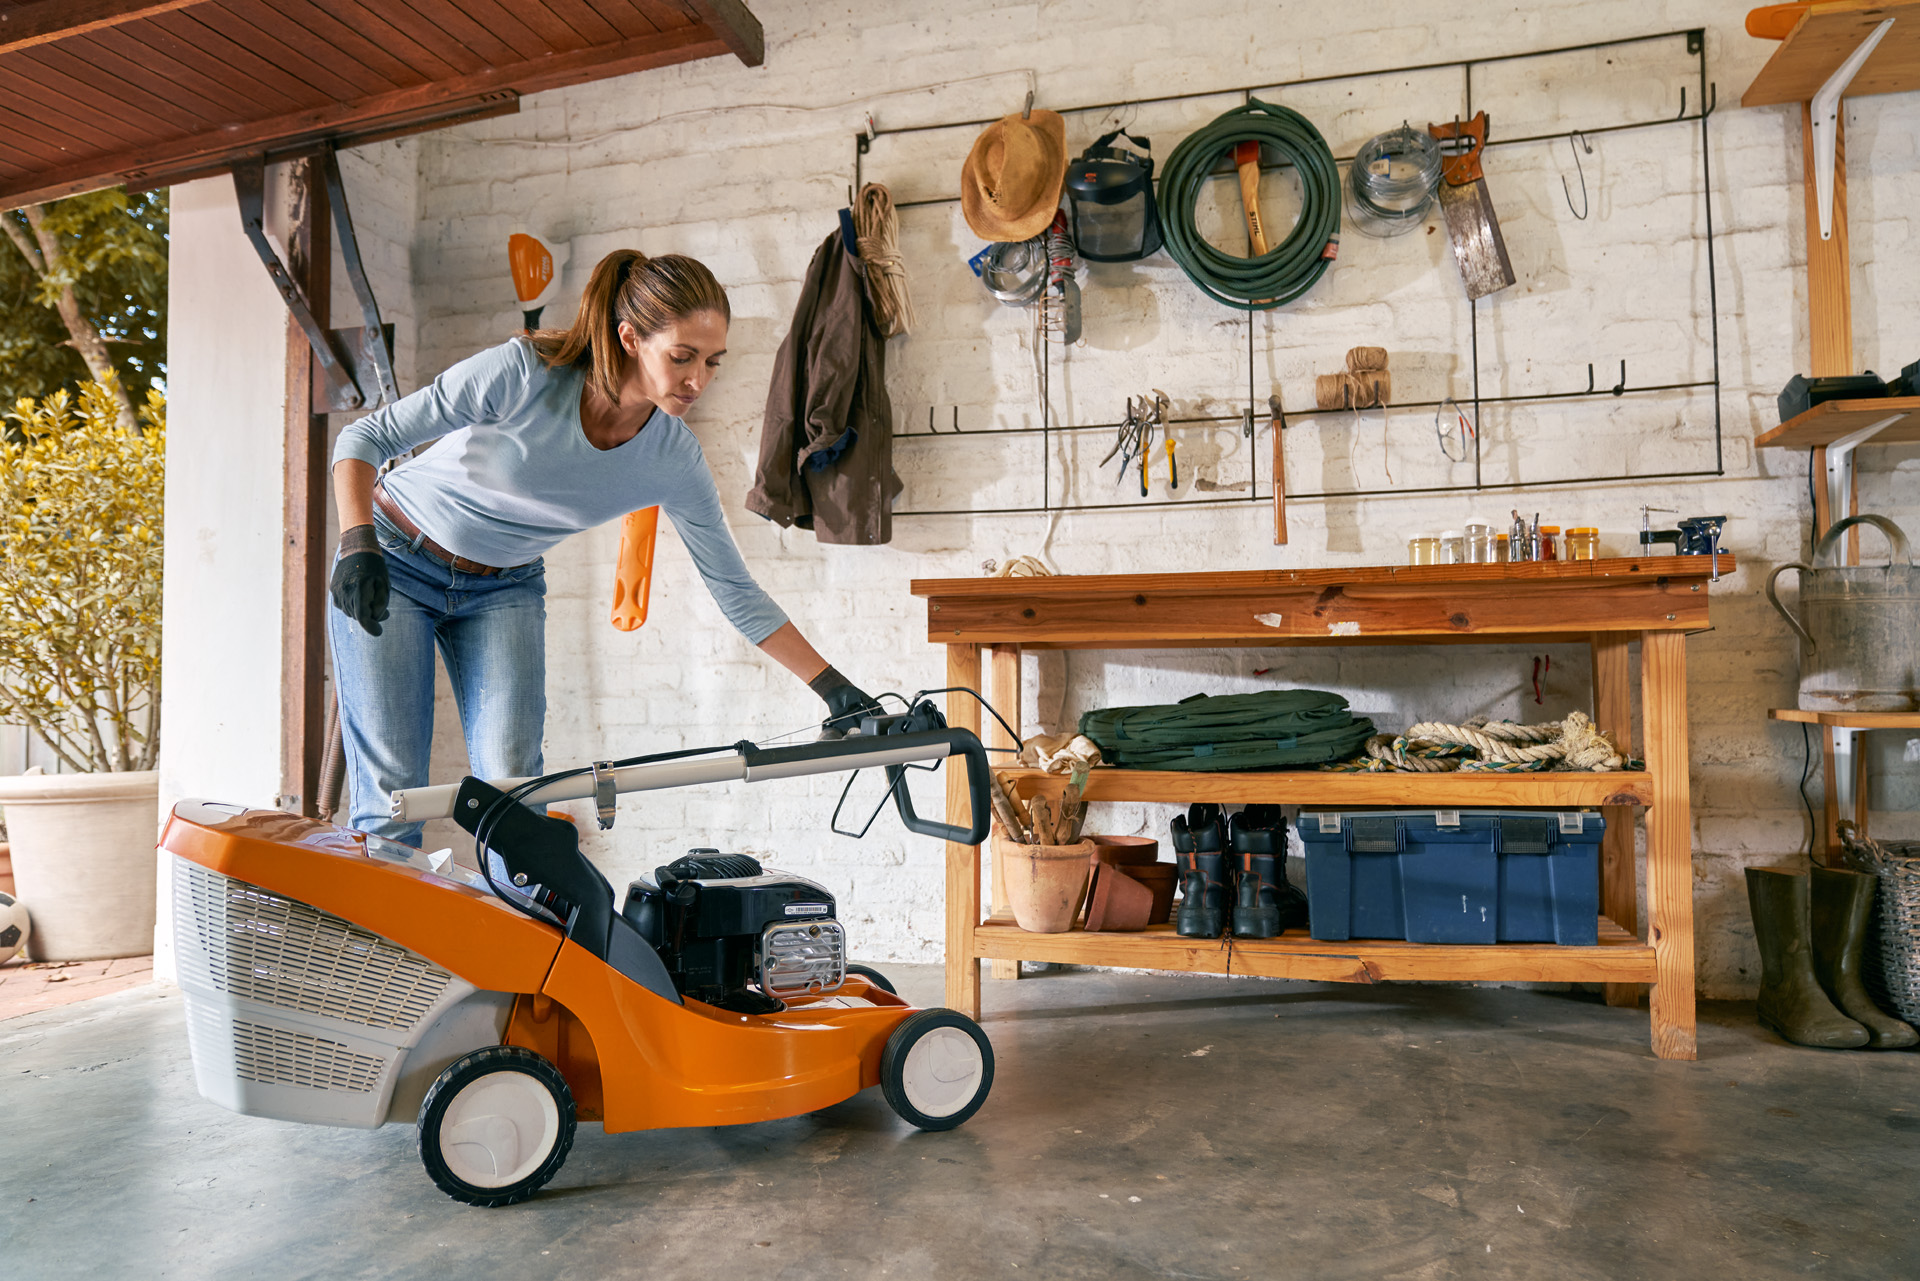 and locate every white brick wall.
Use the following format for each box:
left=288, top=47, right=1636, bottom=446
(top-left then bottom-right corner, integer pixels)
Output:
left=348, top=0, right=1918, bottom=997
